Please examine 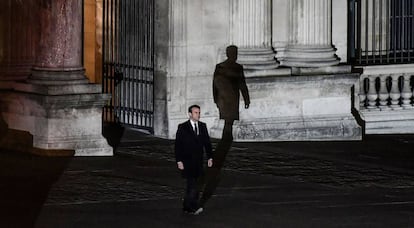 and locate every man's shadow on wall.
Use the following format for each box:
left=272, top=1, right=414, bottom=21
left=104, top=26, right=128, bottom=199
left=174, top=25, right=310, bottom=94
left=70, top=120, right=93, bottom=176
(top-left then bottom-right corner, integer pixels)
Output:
left=199, top=45, right=250, bottom=207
